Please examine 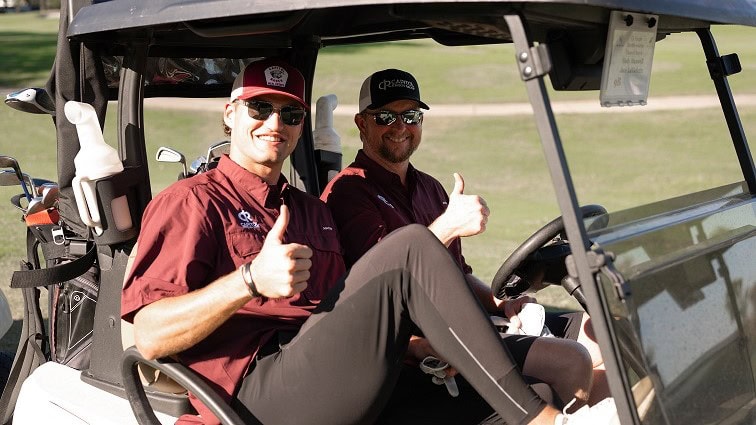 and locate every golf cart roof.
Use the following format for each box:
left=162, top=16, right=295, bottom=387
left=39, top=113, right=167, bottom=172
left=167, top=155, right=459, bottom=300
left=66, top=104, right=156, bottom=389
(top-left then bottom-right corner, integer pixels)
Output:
left=69, top=0, right=756, bottom=45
